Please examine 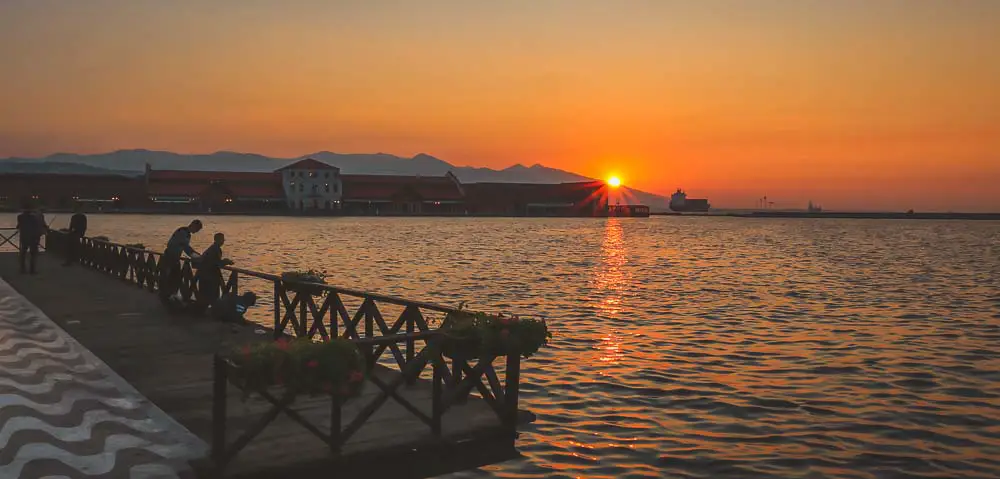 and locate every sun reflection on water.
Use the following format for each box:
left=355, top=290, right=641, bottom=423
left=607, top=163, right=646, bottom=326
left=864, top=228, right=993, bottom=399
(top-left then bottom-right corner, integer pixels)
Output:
left=591, top=219, right=632, bottom=364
